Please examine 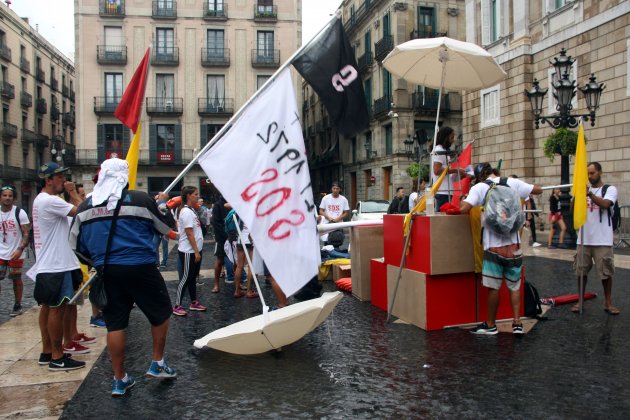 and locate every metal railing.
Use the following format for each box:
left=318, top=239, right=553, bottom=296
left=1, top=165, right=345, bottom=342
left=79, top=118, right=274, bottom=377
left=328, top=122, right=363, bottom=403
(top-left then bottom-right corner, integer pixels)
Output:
left=20, top=57, right=30, bottom=73
left=97, top=45, right=128, bottom=64
left=146, top=97, right=183, bottom=115
left=20, top=91, right=32, bottom=108
left=201, top=48, right=230, bottom=67
left=1, top=122, right=17, bottom=139
left=99, top=0, right=125, bottom=17
left=62, top=112, right=76, bottom=128
left=373, top=95, right=392, bottom=117
left=151, top=47, right=179, bottom=66
left=197, top=98, right=234, bottom=116
left=51, top=77, right=58, bottom=91
left=357, top=51, right=373, bottom=74
left=0, top=81, right=15, bottom=99
left=409, top=30, right=447, bottom=40
left=203, top=2, right=227, bottom=19
left=375, top=35, right=393, bottom=62
left=251, top=49, right=280, bottom=67
left=50, top=105, right=61, bottom=121
left=253, top=4, right=277, bottom=21
left=62, top=84, right=69, bottom=97
left=1, top=166, right=22, bottom=179
left=152, top=0, right=177, bottom=19
left=93, top=96, right=120, bottom=114
left=36, top=68, right=45, bottom=83
left=0, top=43, right=11, bottom=61
left=21, top=129, right=39, bottom=143
left=36, top=98, right=47, bottom=114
